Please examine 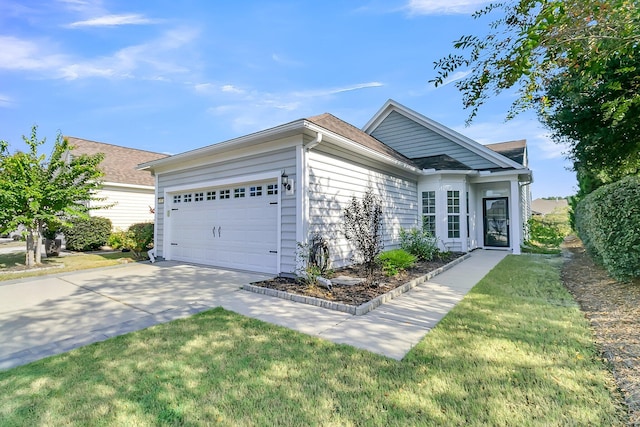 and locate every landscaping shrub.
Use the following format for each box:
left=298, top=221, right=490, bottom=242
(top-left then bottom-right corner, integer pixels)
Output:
left=62, top=216, right=112, bottom=251
left=107, top=230, right=126, bottom=249
left=343, top=187, right=384, bottom=275
left=526, top=215, right=568, bottom=247
left=400, top=227, right=439, bottom=260
left=377, top=249, right=416, bottom=277
left=122, top=223, right=154, bottom=259
left=575, top=175, right=640, bottom=281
